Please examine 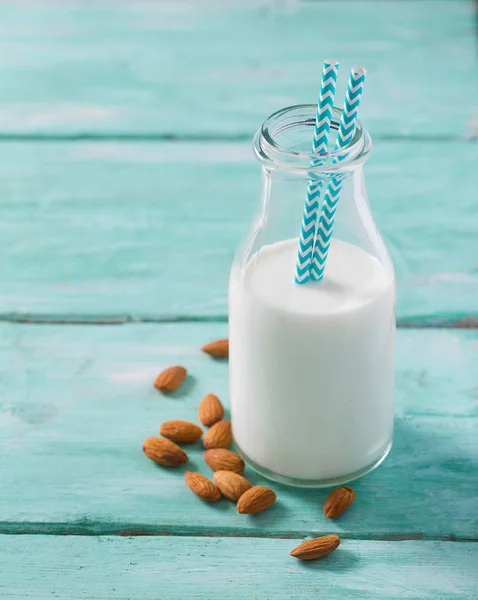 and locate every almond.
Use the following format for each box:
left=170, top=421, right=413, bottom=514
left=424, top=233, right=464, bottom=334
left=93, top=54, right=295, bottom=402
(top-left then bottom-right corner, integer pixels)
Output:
left=203, top=420, right=233, bottom=449
left=198, top=393, right=225, bottom=427
left=204, top=448, right=245, bottom=474
left=324, top=486, right=356, bottom=519
left=184, top=471, right=221, bottom=502
left=143, top=436, right=188, bottom=467
left=214, top=471, right=252, bottom=502
left=201, top=338, right=229, bottom=359
left=290, top=535, right=340, bottom=561
left=159, top=420, right=203, bottom=443
left=236, top=486, right=276, bottom=514
left=154, top=366, right=187, bottom=393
